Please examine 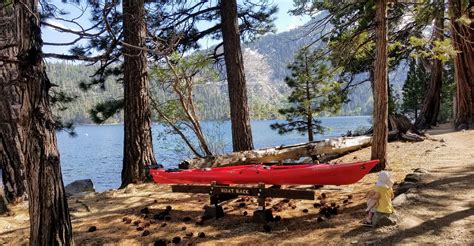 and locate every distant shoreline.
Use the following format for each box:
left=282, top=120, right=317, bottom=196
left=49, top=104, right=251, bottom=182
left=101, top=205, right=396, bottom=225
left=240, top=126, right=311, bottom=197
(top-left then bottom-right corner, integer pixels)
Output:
left=72, top=115, right=373, bottom=127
